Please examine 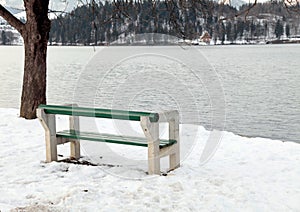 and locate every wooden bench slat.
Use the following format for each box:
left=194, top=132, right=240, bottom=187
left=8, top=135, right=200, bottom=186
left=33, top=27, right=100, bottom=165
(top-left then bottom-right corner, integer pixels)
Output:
left=38, top=104, right=159, bottom=122
left=57, top=130, right=177, bottom=148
